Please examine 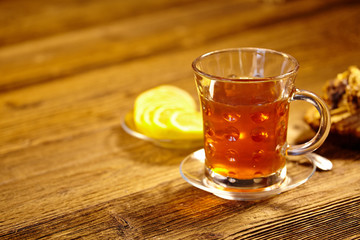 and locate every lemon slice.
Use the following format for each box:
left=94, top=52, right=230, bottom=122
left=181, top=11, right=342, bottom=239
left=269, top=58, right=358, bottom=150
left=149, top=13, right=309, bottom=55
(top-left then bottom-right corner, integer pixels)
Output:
left=134, top=85, right=196, bottom=126
left=133, top=85, right=203, bottom=140
left=153, top=106, right=182, bottom=129
left=136, top=104, right=159, bottom=137
left=169, top=111, right=203, bottom=139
